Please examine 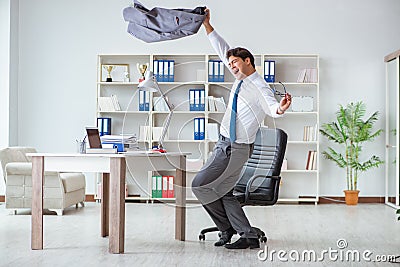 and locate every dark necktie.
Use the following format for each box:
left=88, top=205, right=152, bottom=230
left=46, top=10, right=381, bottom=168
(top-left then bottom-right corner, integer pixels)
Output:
left=229, top=80, right=243, bottom=142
